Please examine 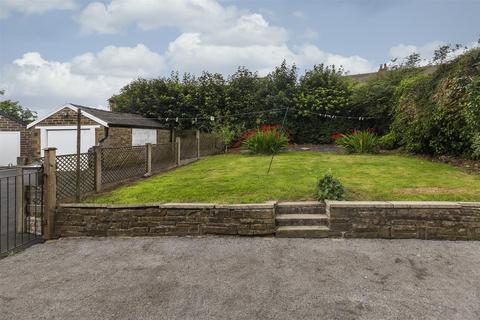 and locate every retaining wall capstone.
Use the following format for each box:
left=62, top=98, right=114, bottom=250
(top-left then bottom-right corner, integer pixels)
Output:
left=56, top=203, right=276, bottom=237
left=327, top=201, right=480, bottom=240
